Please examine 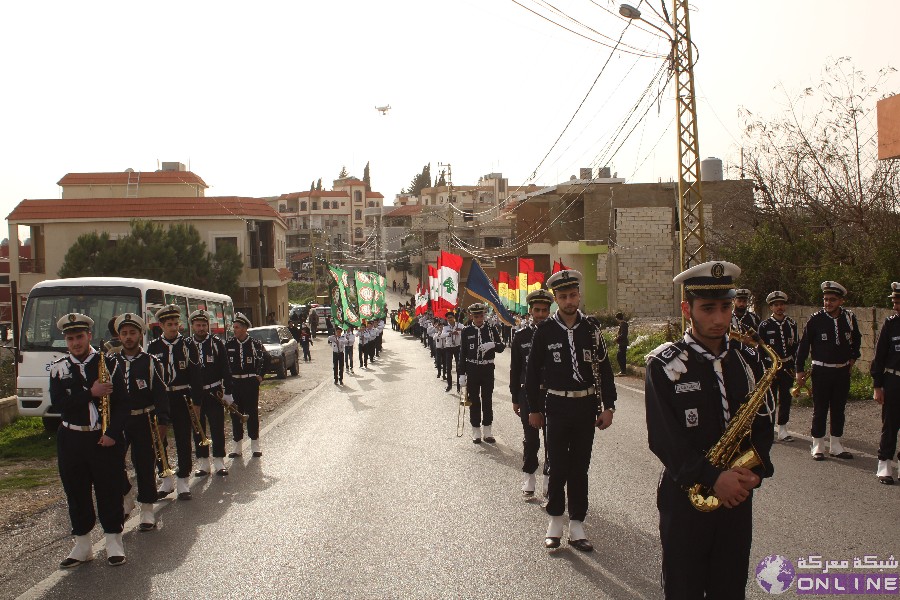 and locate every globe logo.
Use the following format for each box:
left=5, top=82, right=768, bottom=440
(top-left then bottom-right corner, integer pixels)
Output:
left=755, top=555, right=796, bottom=594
